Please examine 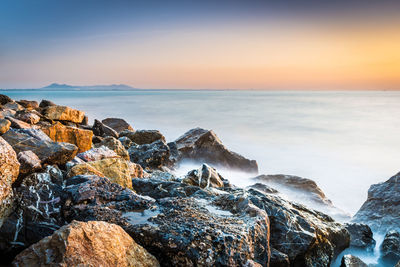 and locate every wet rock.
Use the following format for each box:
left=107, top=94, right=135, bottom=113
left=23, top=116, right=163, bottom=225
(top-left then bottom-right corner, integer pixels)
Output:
left=41, top=122, right=93, bottom=153
left=380, top=230, right=400, bottom=265
left=39, top=99, right=56, bottom=108
left=122, top=129, right=166, bottom=145
left=0, top=137, right=20, bottom=227
left=119, top=136, right=133, bottom=149
left=0, top=94, right=13, bottom=105
left=247, top=183, right=279, bottom=194
left=270, top=248, right=290, bottom=267
left=344, top=223, right=376, bottom=251
left=5, top=116, right=31, bottom=129
left=340, top=255, right=367, bottom=267
left=95, top=136, right=129, bottom=160
left=0, top=166, right=65, bottom=261
left=175, top=127, right=258, bottom=172
left=128, top=139, right=170, bottom=170
left=16, top=100, right=39, bottom=109
left=0, top=119, right=11, bottom=134
left=12, top=220, right=160, bottom=267
left=14, top=111, right=41, bottom=124
left=43, top=105, right=85, bottom=123
left=102, top=118, right=134, bottom=133
left=17, top=151, right=42, bottom=177
left=352, top=172, right=400, bottom=233
left=93, top=119, right=118, bottom=138
left=2, top=128, right=78, bottom=165
left=77, top=145, right=119, bottom=162
left=182, top=163, right=228, bottom=189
